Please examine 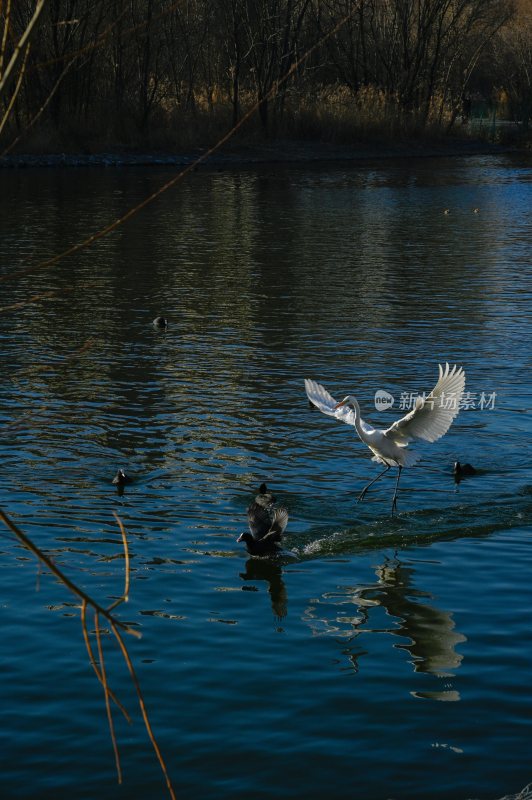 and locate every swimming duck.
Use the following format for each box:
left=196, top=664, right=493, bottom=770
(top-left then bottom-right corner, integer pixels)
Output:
left=237, top=506, right=289, bottom=556
left=246, top=483, right=280, bottom=534
left=153, top=316, right=168, bottom=328
left=112, top=469, right=132, bottom=486
left=453, top=461, right=476, bottom=483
